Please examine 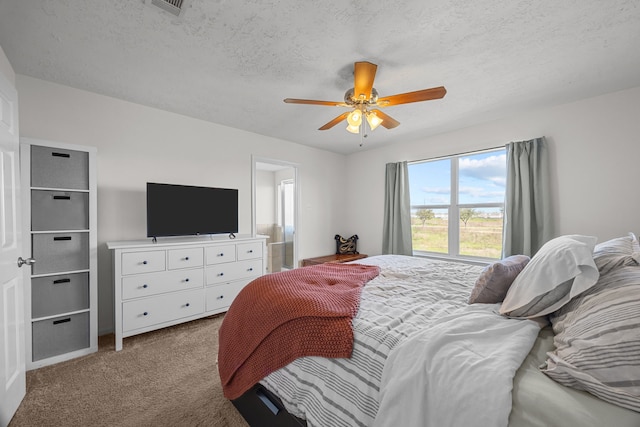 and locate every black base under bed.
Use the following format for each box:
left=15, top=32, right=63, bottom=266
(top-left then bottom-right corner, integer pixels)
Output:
left=232, top=384, right=307, bottom=427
